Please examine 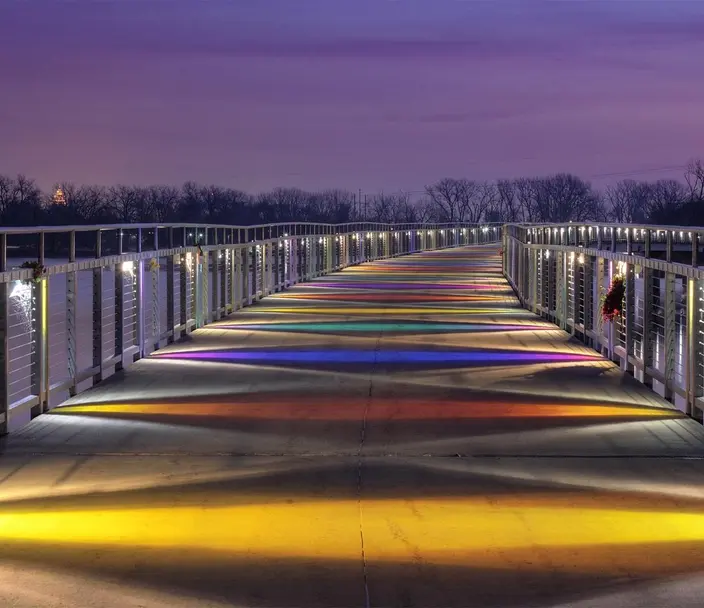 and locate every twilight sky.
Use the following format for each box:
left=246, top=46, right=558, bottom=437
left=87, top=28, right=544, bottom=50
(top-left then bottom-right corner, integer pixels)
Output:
left=1, top=0, right=703, bottom=194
